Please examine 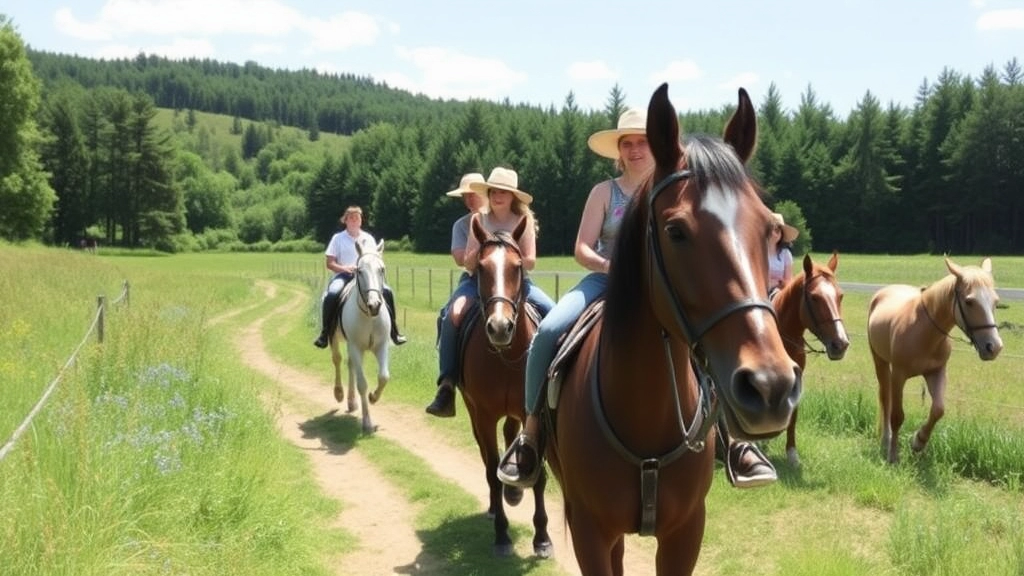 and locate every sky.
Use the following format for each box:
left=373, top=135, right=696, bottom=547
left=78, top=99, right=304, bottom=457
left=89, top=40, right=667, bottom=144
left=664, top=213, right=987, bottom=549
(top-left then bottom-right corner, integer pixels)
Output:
left=5, top=0, right=1024, bottom=118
